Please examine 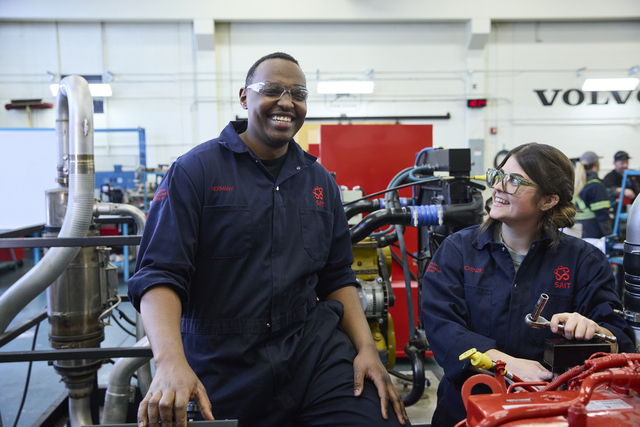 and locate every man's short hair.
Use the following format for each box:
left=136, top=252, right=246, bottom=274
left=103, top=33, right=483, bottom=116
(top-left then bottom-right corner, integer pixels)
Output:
left=245, top=52, right=300, bottom=86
